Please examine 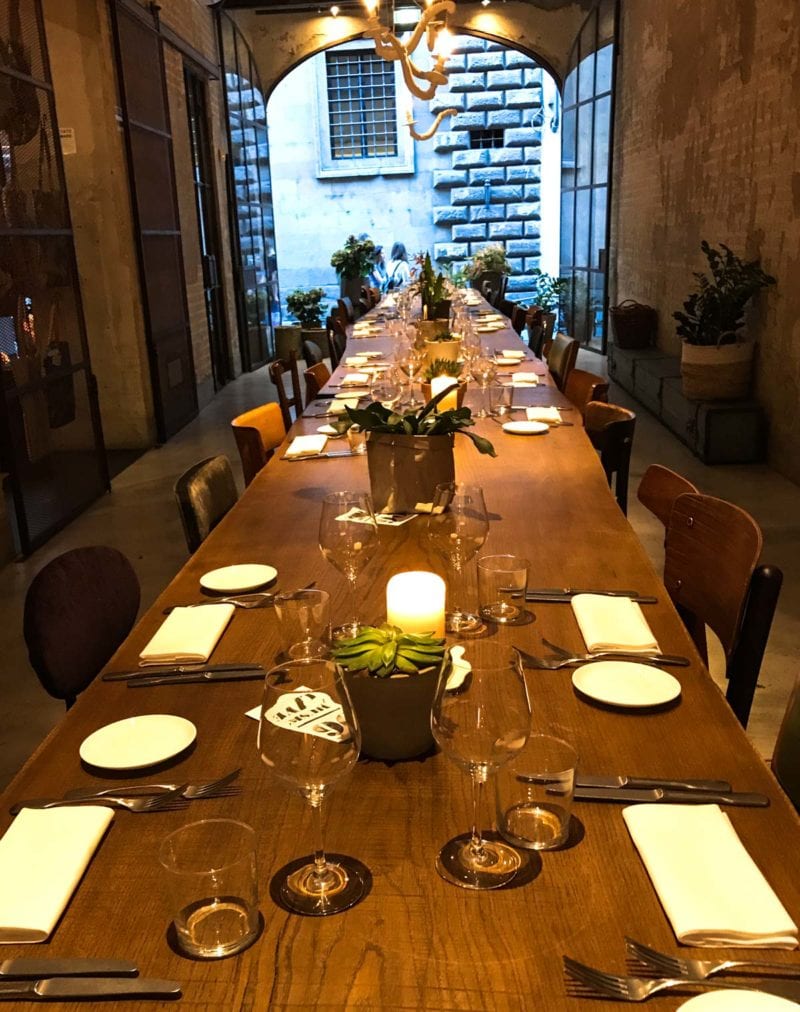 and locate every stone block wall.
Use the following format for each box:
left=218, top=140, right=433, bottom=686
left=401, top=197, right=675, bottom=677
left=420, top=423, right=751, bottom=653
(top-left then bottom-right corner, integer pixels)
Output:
left=432, top=39, right=545, bottom=304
